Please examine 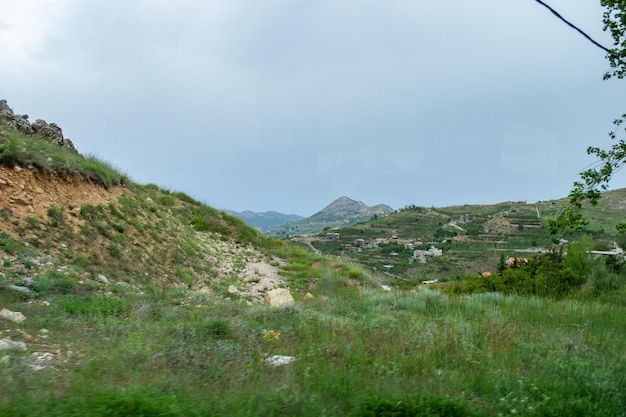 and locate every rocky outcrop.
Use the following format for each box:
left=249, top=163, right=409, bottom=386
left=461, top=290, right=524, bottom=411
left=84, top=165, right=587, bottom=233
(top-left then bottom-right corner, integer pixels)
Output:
left=0, top=100, right=80, bottom=155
